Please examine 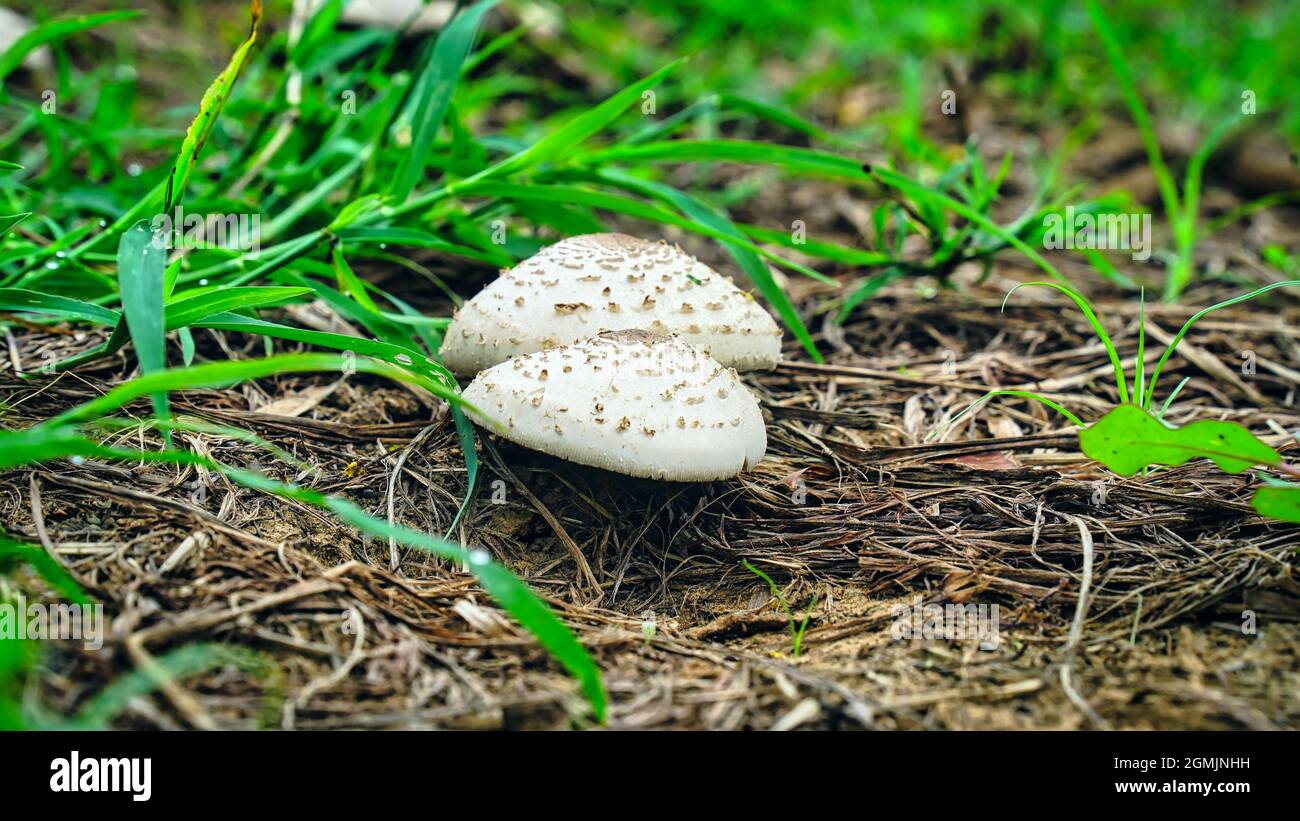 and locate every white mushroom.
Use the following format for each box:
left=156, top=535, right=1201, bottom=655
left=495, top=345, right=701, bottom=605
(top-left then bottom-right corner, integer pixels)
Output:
left=462, top=330, right=767, bottom=481
left=440, top=233, right=783, bottom=375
